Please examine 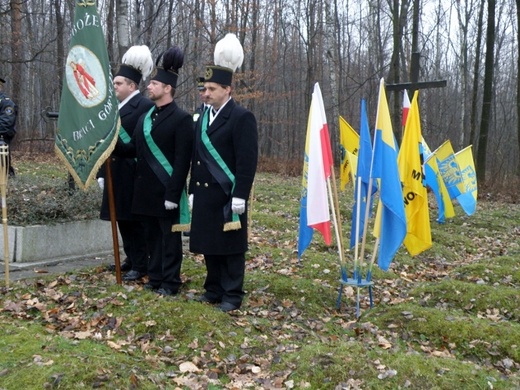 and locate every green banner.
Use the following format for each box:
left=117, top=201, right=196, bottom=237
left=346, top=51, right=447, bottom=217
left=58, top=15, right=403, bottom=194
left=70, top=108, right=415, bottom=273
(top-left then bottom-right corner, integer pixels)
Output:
left=55, top=0, right=119, bottom=189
